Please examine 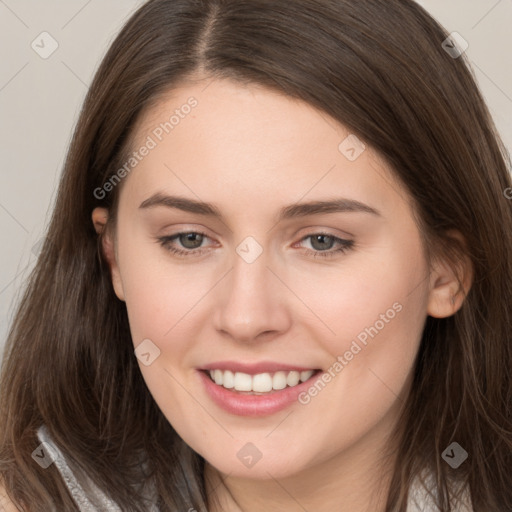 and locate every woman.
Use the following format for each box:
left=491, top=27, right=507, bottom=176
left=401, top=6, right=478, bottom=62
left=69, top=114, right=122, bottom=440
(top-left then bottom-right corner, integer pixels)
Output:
left=1, top=0, right=511, bottom=510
